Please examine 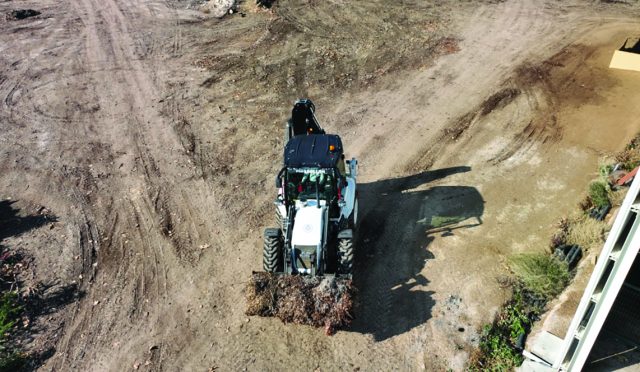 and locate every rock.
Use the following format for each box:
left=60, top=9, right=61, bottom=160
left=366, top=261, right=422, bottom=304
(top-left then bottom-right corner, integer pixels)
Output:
left=200, top=0, right=236, bottom=18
